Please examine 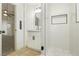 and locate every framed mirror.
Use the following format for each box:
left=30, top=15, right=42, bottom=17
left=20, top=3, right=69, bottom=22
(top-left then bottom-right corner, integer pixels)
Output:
left=34, top=7, right=41, bottom=30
